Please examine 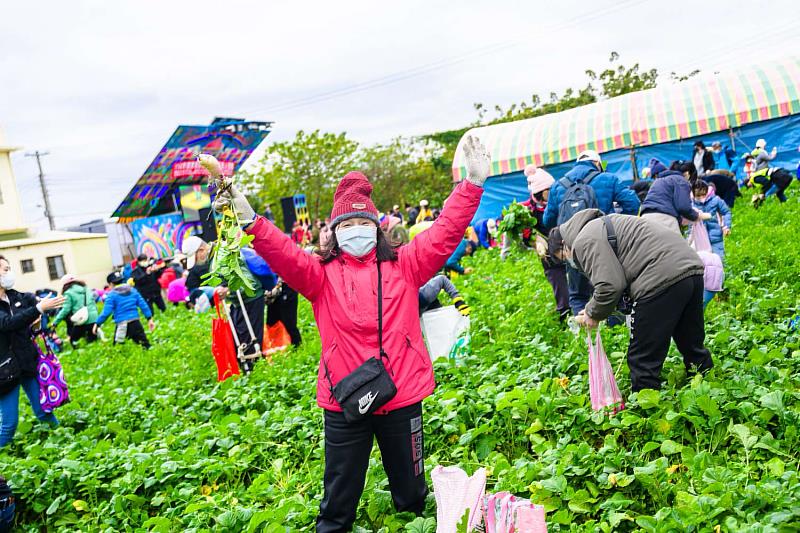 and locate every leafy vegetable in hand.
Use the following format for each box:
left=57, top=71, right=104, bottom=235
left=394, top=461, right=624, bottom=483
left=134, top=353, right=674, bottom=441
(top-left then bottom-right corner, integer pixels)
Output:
left=497, top=201, right=536, bottom=236
left=197, top=153, right=258, bottom=297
